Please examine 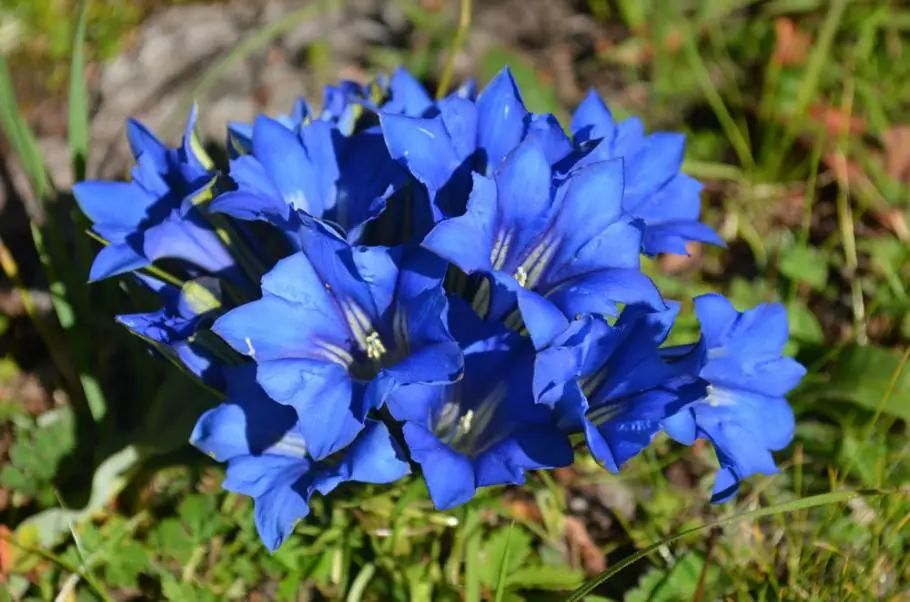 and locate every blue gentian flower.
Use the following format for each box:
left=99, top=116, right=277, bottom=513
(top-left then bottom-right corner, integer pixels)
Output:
left=533, top=304, right=686, bottom=471
left=213, top=115, right=408, bottom=243
left=567, top=91, right=723, bottom=255
left=423, top=137, right=662, bottom=345
left=386, top=300, right=573, bottom=509
left=212, top=226, right=462, bottom=460
left=380, top=67, right=530, bottom=218
left=117, top=275, right=226, bottom=389
left=73, top=108, right=236, bottom=281
left=191, top=365, right=410, bottom=551
left=76, top=67, right=806, bottom=545
left=662, top=294, right=806, bottom=502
